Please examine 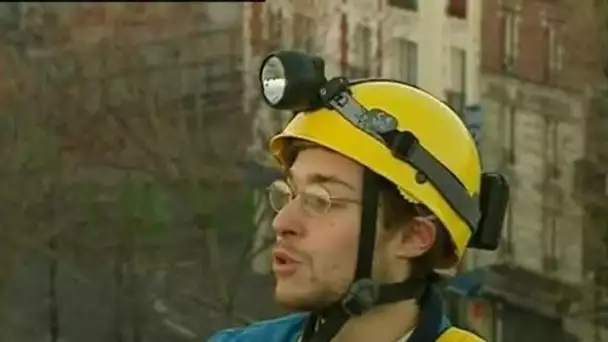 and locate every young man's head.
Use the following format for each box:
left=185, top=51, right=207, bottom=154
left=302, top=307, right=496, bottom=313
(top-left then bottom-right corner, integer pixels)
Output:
left=265, top=80, right=482, bottom=313
left=269, top=141, right=454, bottom=311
